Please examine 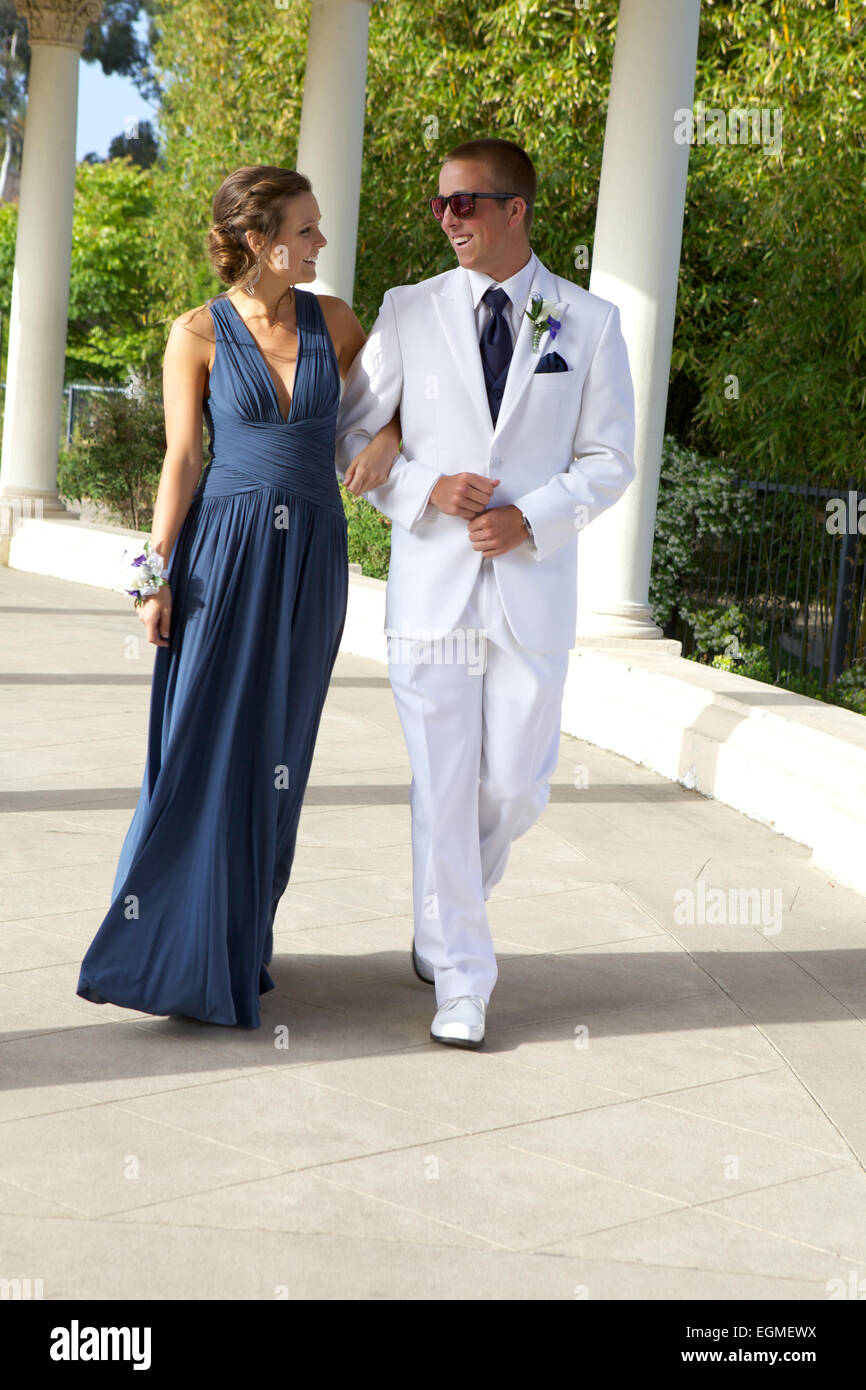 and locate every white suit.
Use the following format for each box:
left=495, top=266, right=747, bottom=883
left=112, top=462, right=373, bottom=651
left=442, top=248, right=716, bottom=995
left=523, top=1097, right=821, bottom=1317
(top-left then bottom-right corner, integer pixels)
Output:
left=335, top=249, right=635, bottom=1003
